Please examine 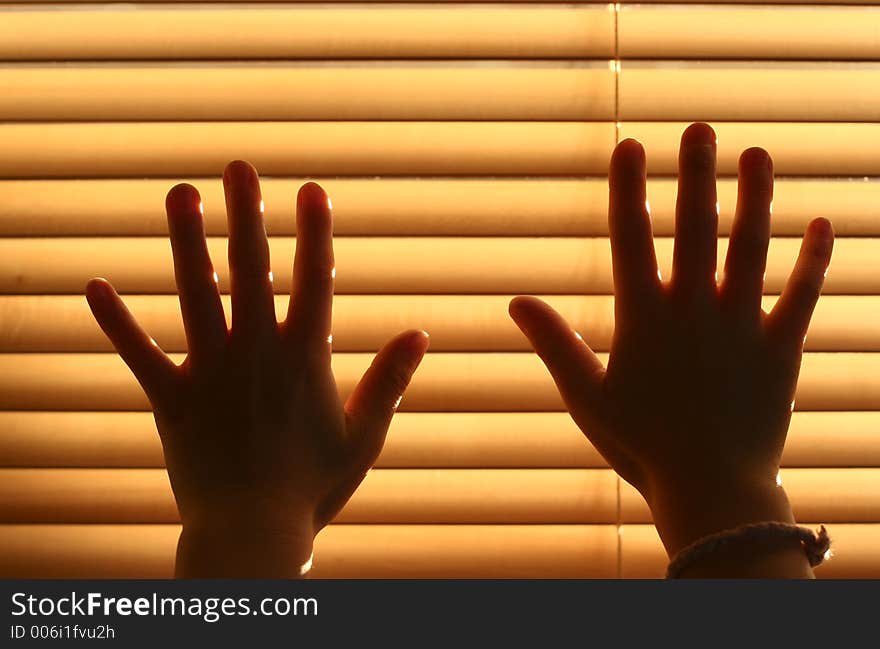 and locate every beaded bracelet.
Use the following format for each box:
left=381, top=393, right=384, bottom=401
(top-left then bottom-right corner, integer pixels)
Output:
left=666, top=523, right=831, bottom=578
